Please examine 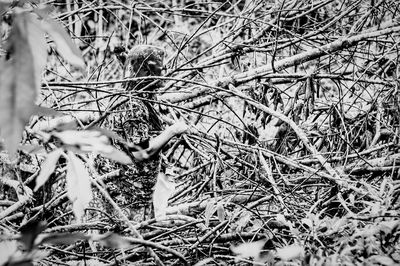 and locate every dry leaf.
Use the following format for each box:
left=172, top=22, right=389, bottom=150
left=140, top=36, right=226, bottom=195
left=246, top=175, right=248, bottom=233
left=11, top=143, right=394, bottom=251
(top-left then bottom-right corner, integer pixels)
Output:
left=66, top=151, right=92, bottom=220
left=153, top=172, right=175, bottom=220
